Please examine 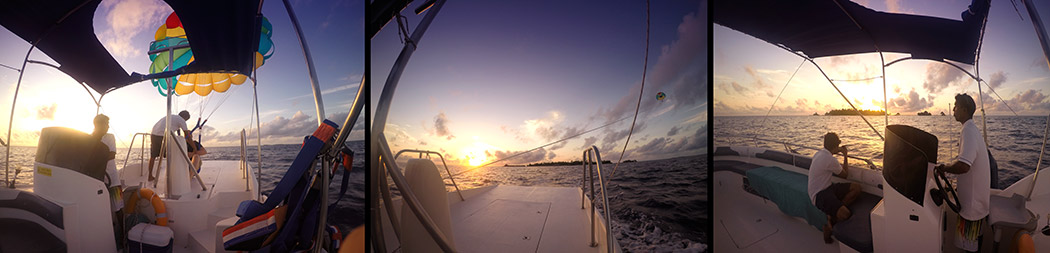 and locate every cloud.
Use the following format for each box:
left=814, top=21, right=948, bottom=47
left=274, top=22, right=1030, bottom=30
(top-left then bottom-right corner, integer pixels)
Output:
left=979, top=90, right=1050, bottom=114
left=548, top=126, right=583, bottom=150
left=98, top=0, right=172, bottom=59
left=922, top=62, right=967, bottom=94
left=433, top=112, right=454, bottom=140
left=492, top=147, right=552, bottom=164
left=36, top=104, right=57, bottom=120
left=631, top=126, right=705, bottom=156
left=579, top=136, right=598, bottom=150
left=889, top=88, right=934, bottom=113
left=522, top=111, right=564, bottom=142
left=987, top=71, right=1007, bottom=89
left=601, top=122, right=647, bottom=151
left=598, top=2, right=705, bottom=122
left=730, top=82, right=749, bottom=94
left=667, top=125, right=681, bottom=136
